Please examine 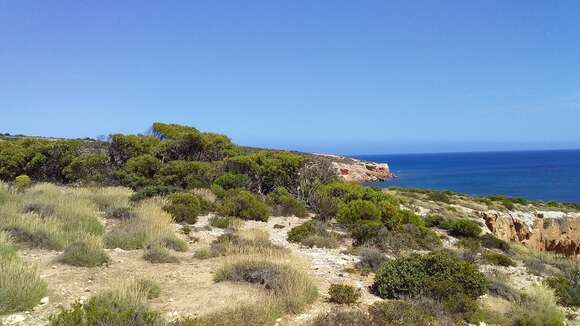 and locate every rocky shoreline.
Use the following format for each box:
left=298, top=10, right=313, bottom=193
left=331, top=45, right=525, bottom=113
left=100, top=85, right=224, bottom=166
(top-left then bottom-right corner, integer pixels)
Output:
left=313, top=153, right=393, bottom=182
